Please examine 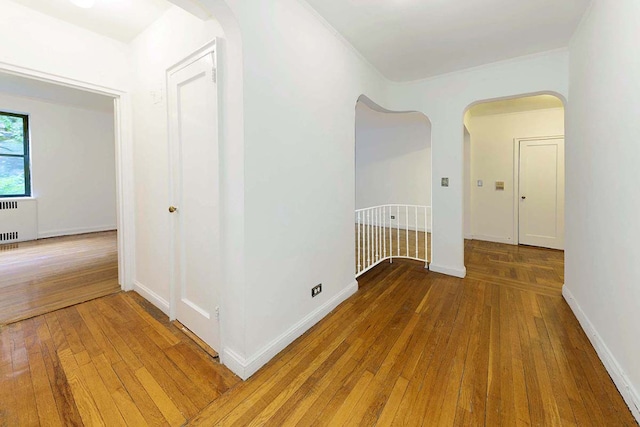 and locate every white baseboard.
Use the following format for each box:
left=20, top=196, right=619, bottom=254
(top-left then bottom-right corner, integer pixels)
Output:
left=220, top=347, right=247, bottom=380
left=38, top=225, right=116, bottom=239
left=133, top=280, right=170, bottom=316
left=429, top=263, right=466, bottom=278
left=472, top=234, right=516, bottom=245
left=222, top=280, right=359, bottom=380
left=562, top=285, right=640, bottom=422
